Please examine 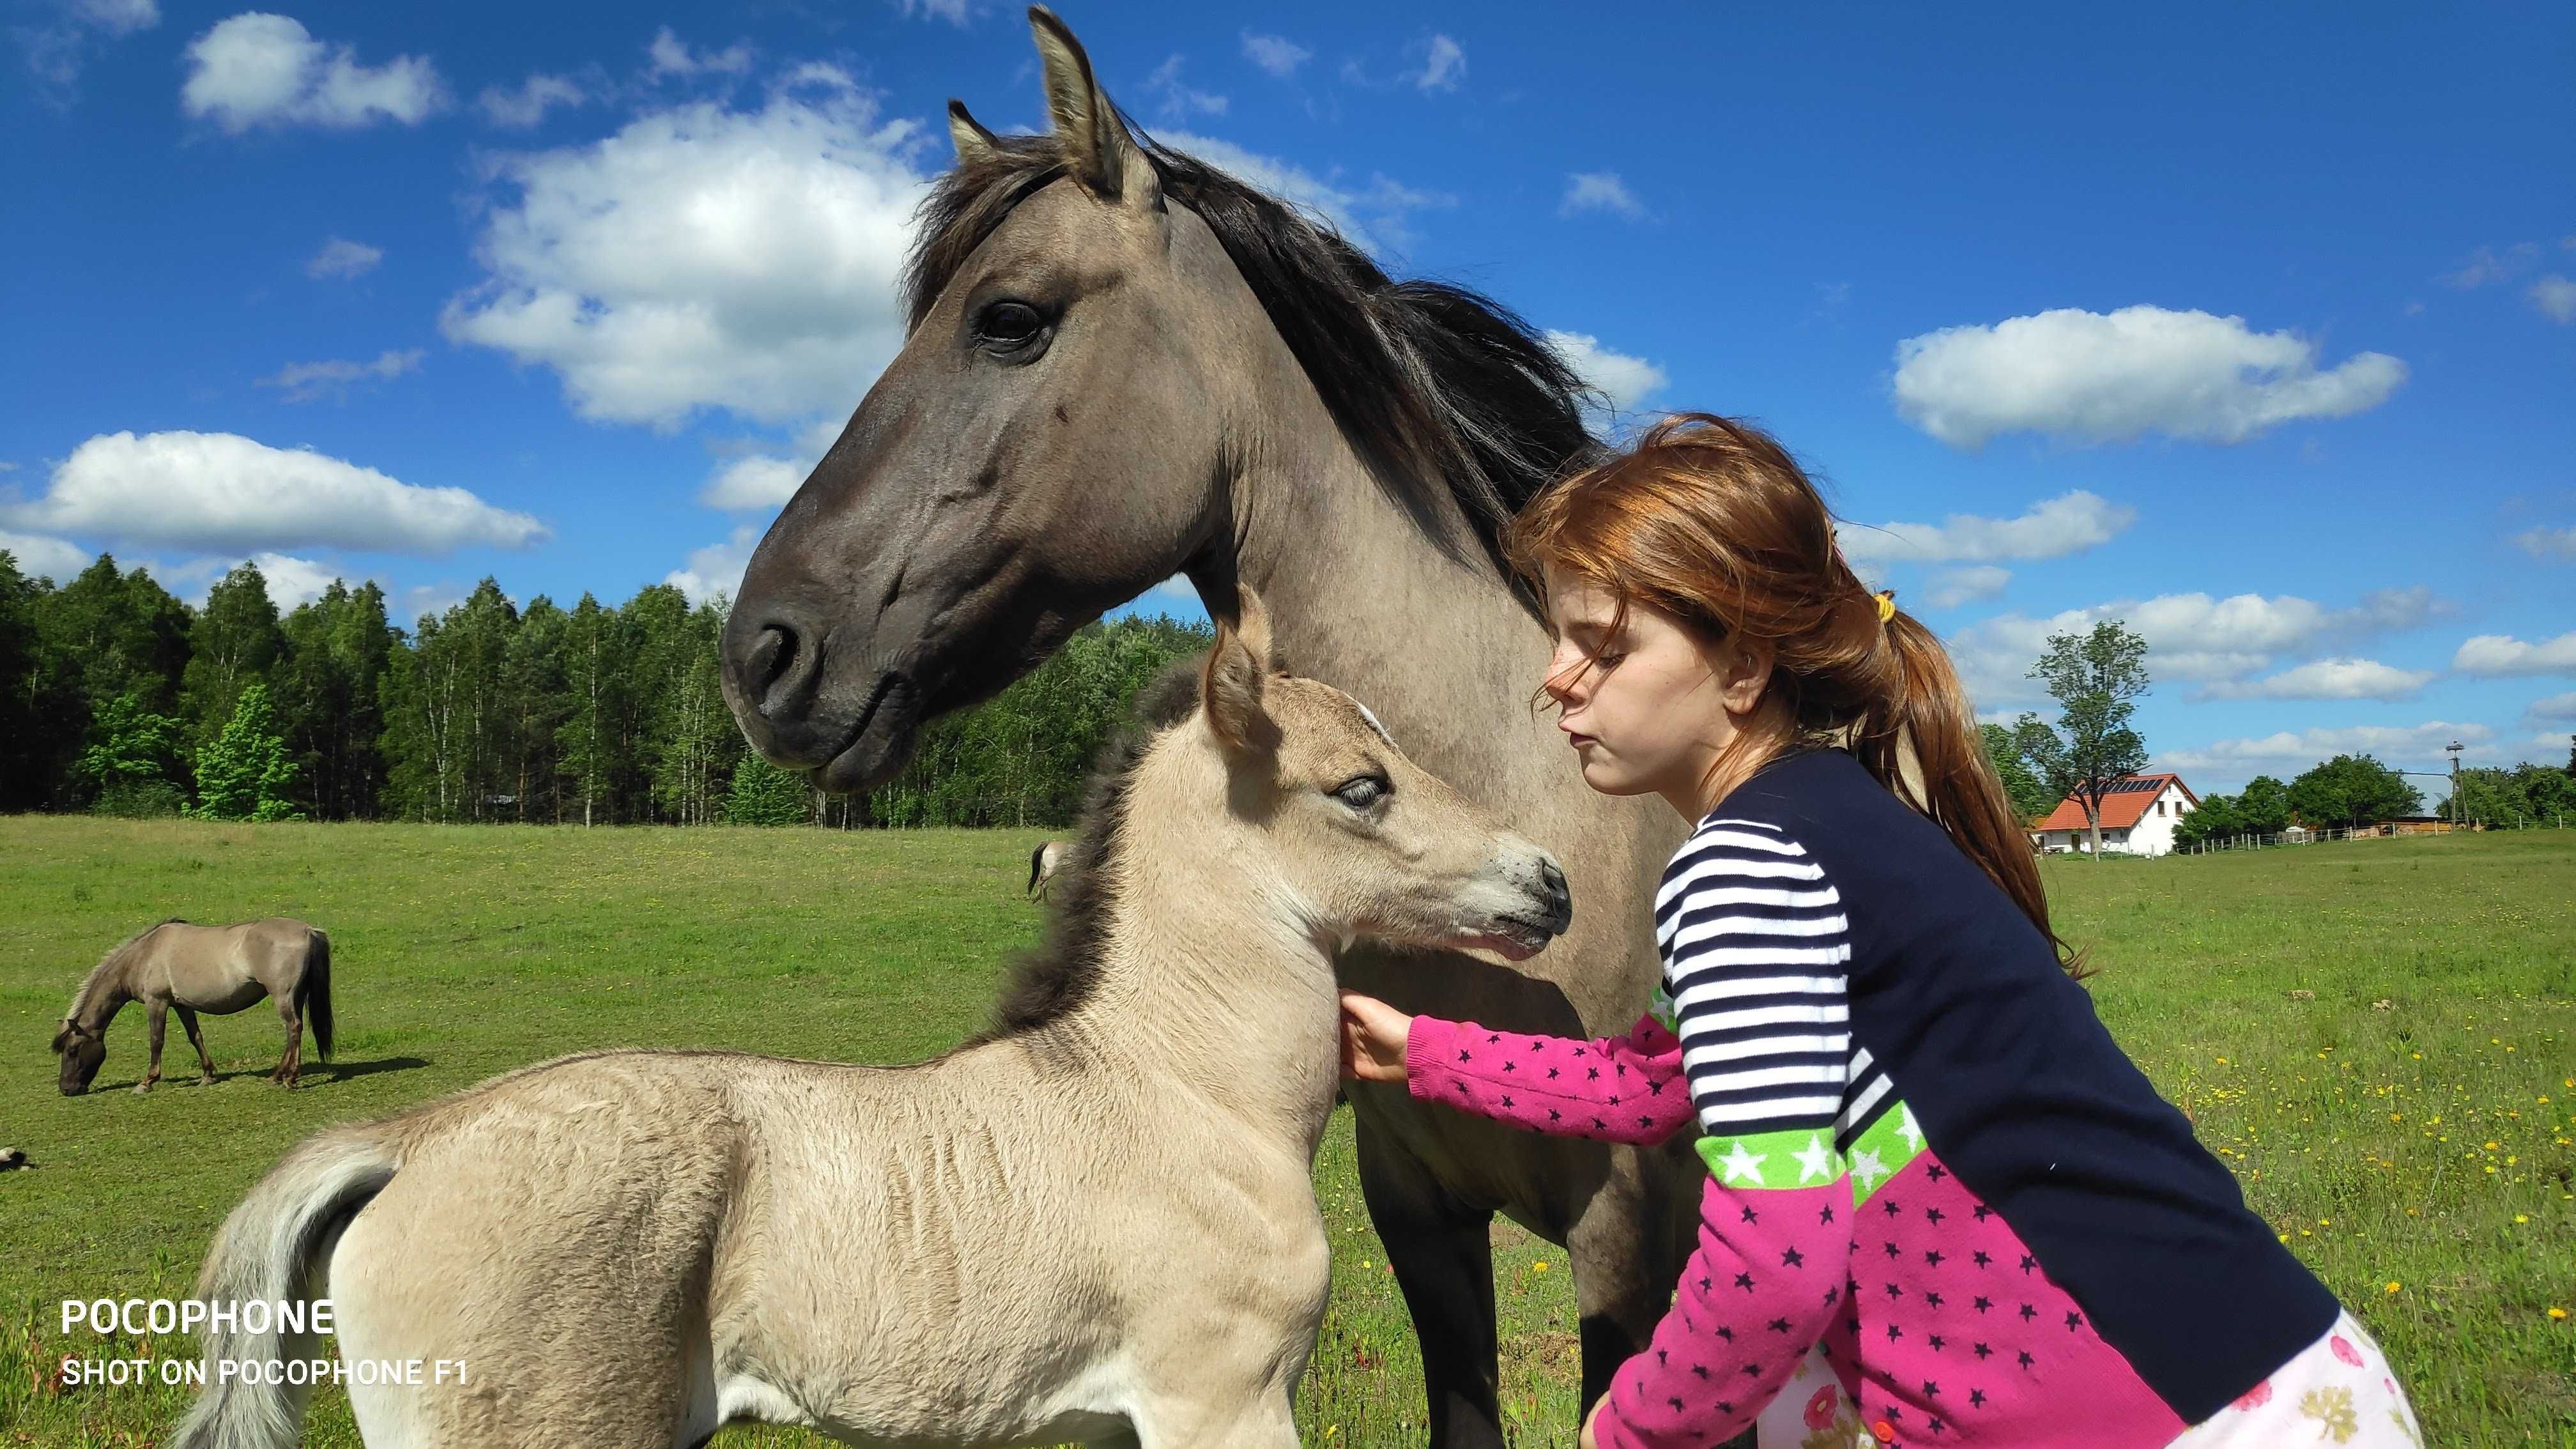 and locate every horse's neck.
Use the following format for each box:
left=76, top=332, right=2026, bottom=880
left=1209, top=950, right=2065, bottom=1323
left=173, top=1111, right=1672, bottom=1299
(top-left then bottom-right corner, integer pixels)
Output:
left=73, top=974, right=130, bottom=1031
left=1230, top=392, right=1680, bottom=1022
